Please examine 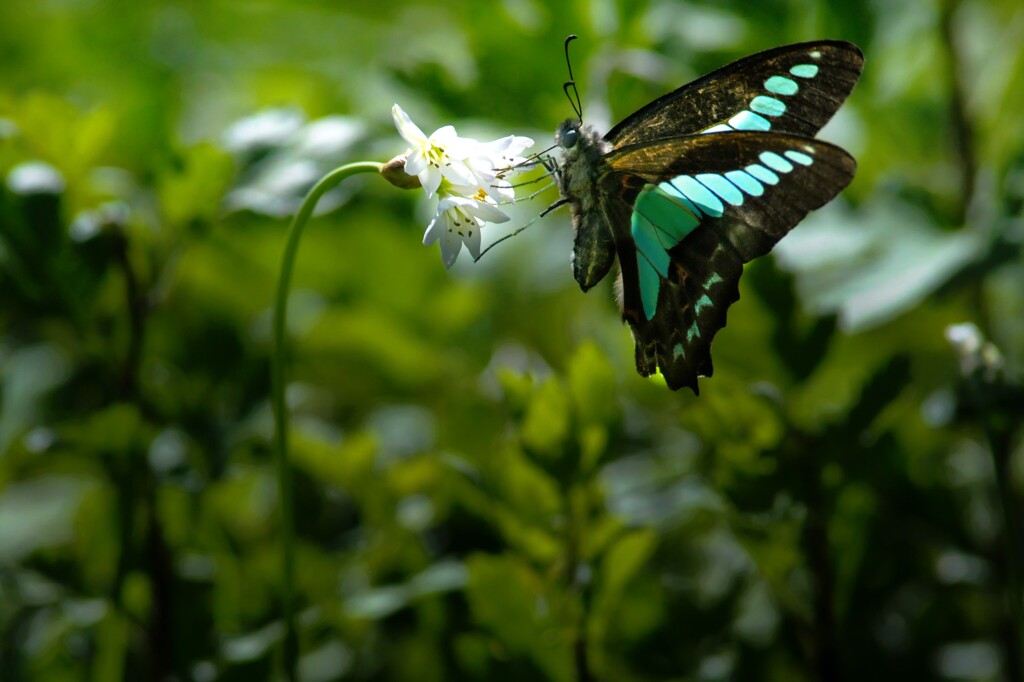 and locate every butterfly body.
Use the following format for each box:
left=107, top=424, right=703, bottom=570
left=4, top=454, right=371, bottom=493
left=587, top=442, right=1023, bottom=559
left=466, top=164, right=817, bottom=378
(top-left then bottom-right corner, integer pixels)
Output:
left=555, top=120, right=617, bottom=291
left=552, top=40, right=864, bottom=393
